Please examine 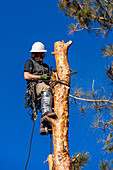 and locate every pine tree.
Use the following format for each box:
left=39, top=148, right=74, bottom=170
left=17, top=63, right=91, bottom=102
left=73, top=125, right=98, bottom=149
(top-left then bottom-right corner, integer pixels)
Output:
left=57, top=0, right=113, bottom=168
